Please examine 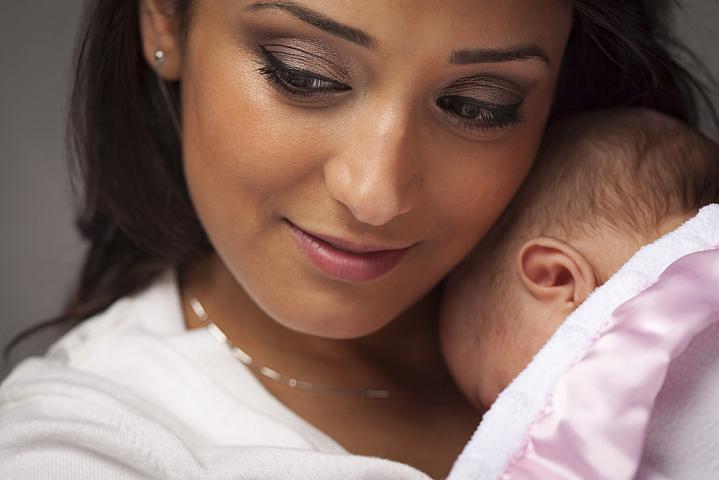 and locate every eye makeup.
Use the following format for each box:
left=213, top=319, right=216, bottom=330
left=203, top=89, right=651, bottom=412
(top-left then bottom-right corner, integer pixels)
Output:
left=435, top=74, right=526, bottom=133
left=437, top=96, right=523, bottom=133
left=442, top=74, right=525, bottom=107
left=259, top=38, right=353, bottom=84
left=242, top=24, right=528, bottom=134
left=255, top=46, right=352, bottom=99
left=251, top=37, right=354, bottom=99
